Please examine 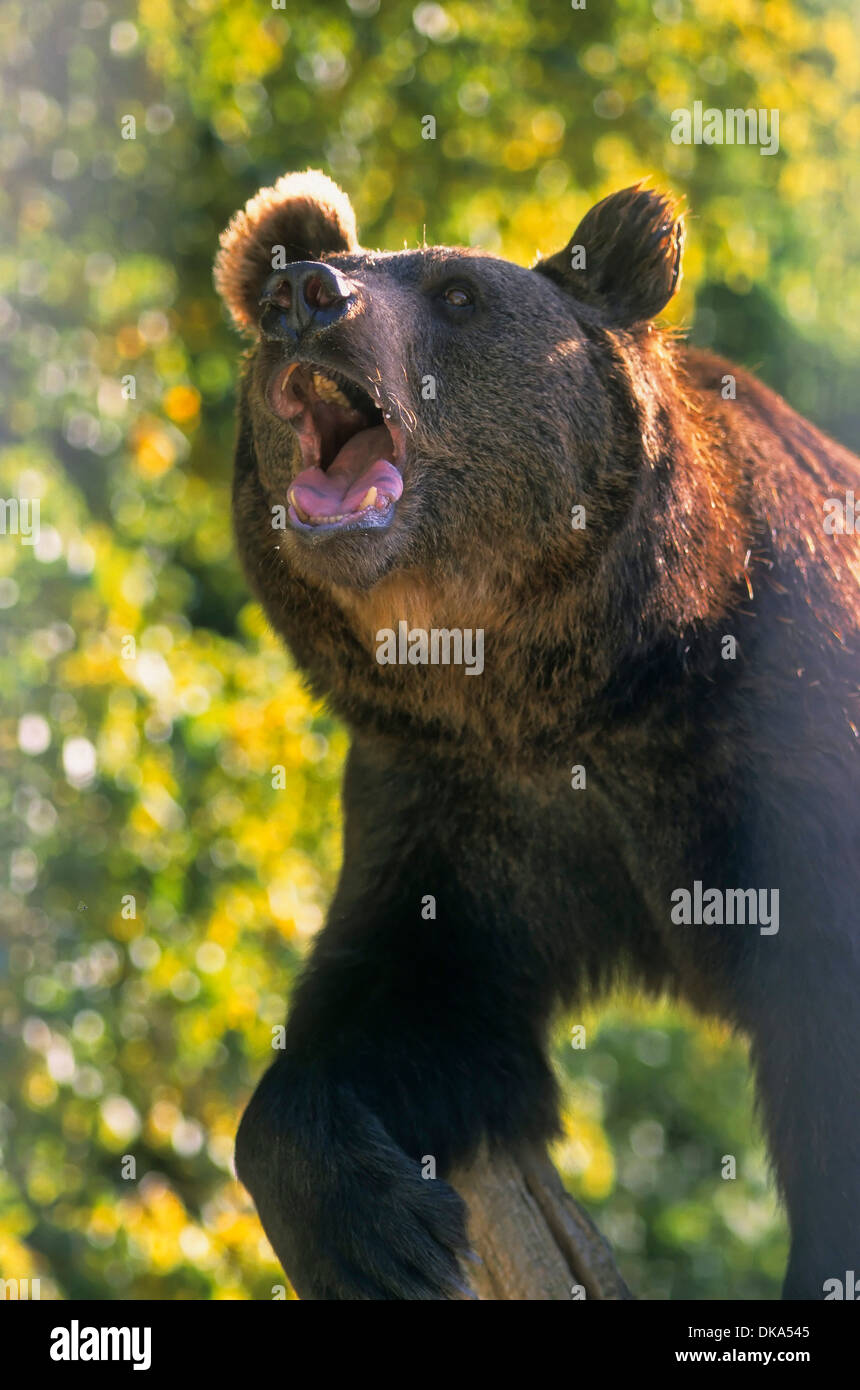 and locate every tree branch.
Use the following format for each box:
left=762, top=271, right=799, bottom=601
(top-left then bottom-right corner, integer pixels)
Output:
left=450, top=1143, right=633, bottom=1300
